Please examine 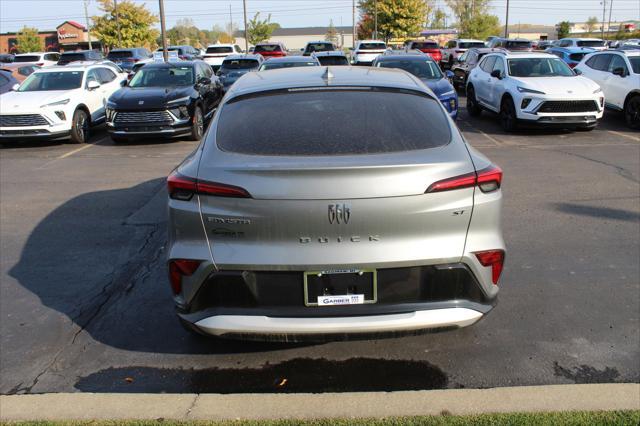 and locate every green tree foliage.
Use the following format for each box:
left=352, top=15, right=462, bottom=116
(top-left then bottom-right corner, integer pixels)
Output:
left=358, top=0, right=430, bottom=40
left=325, top=20, right=339, bottom=44
left=556, top=21, right=571, bottom=39
left=585, top=16, right=599, bottom=35
left=16, top=26, right=44, bottom=53
left=430, top=8, right=447, bottom=29
left=247, top=13, right=280, bottom=45
left=91, top=0, right=159, bottom=49
left=167, top=18, right=209, bottom=47
left=445, top=0, right=500, bottom=39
